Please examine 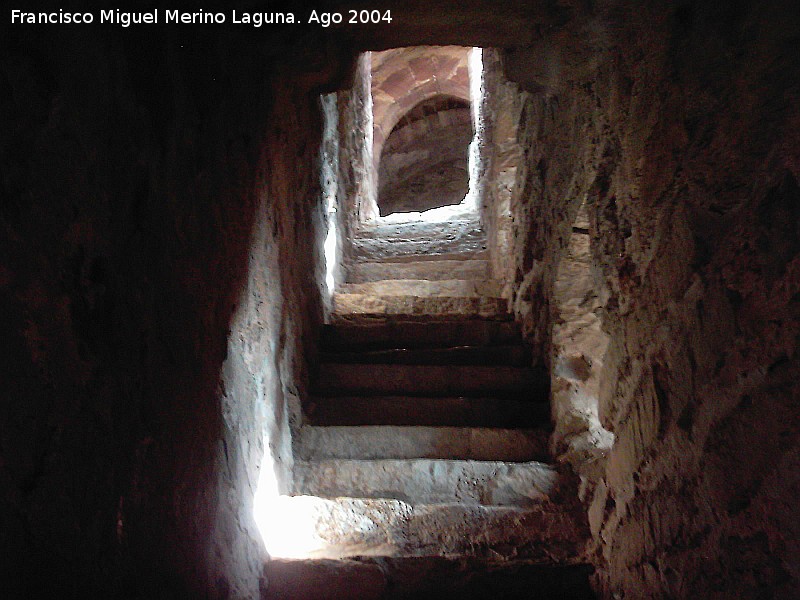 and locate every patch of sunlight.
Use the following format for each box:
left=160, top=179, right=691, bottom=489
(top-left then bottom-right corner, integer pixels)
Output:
left=324, top=199, right=337, bottom=295
left=376, top=201, right=480, bottom=225
left=254, top=449, right=325, bottom=559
